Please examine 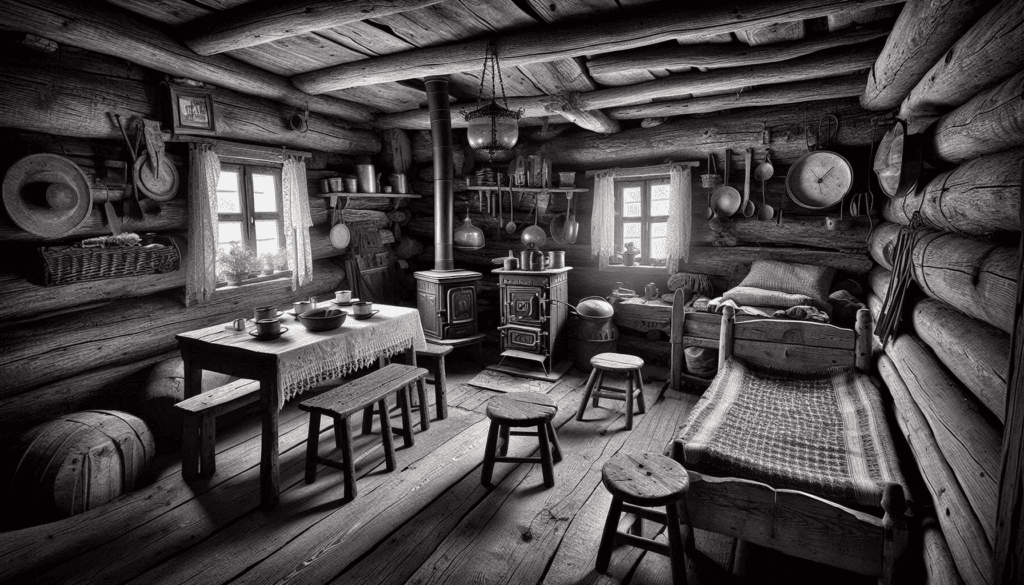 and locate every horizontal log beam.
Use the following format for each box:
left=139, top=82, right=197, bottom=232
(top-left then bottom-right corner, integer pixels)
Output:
left=577, top=43, right=881, bottom=111
left=885, top=334, right=1002, bottom=546
left=184, top=0, right=444, bottom=56
left=0, top=61, right=380, bottom=155
left=540, top=98, right=875, bottom=170
left=376, top=97, right=570, bottom=131
left=1, top=0, right=376, bottom=123
left=587, top=21, right=890, bottom=78
left=869, top=222, right=1017, bottom=334
left=898, top=0, right=1024, bottom=123
left=924, top=69, right=1024, bottom=166
left=883, top=149, right=1023, bottom=235
left=290, top=0, right=904, bottom=94
left=0, top=260, right=345, bottom=399
left=878, top=355, right=994, bottom=585
left=608, top=75, right=866, bottom=120
left=860, top=0, right=996, bottom=111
